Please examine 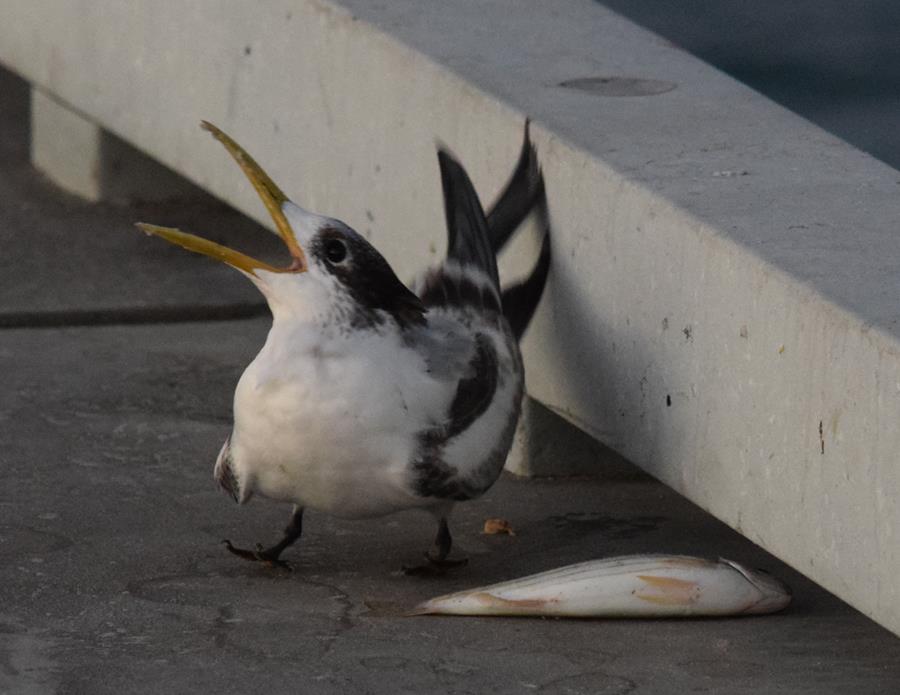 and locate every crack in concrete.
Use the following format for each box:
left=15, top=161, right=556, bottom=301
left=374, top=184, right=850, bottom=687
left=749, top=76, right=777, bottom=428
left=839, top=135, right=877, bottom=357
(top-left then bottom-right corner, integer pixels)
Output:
left=297, top=575, right=357, bottom=655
